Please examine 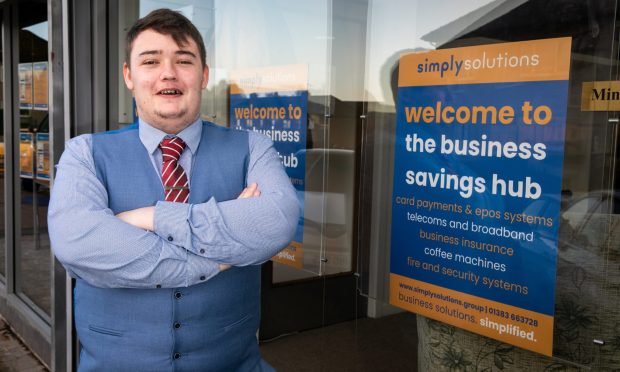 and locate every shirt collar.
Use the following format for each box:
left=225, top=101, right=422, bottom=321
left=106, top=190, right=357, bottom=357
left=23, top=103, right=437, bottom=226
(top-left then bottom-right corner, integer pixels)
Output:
left=138, top=117, right=203, bottom=155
